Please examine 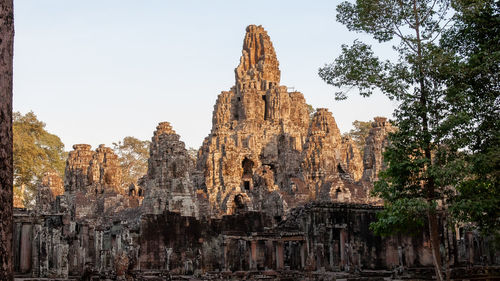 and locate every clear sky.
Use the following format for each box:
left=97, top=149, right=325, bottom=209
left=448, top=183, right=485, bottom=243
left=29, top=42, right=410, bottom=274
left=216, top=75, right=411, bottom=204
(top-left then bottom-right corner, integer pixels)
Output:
left=13, top=0, right=398, bottom=150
